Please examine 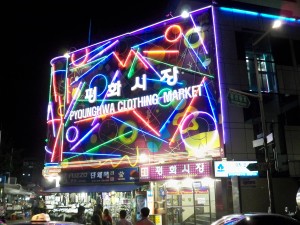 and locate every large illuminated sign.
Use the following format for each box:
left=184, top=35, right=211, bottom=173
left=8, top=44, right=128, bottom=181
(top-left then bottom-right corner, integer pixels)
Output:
left=45, top=6, right=224, bottom=169
left=214, top=161, right=259, bottom=177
